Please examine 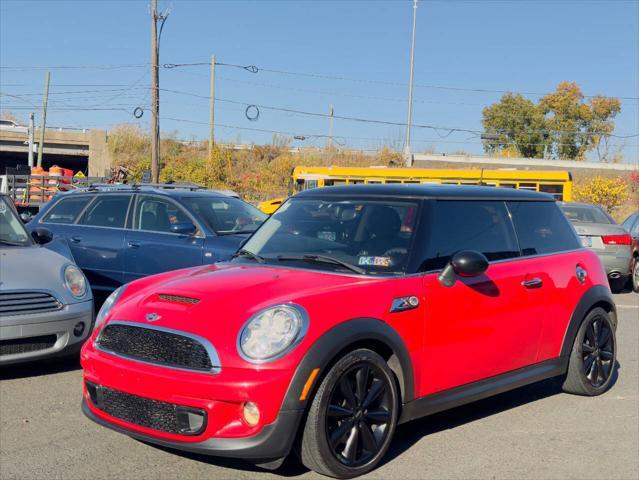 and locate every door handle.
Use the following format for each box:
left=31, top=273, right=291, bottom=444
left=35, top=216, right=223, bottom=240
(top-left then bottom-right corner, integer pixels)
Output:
left=70, top=236, right=82, bottom=243
left=127, top=241, right=141, bottom=248
left=522, top=277, right=543, bottom=289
